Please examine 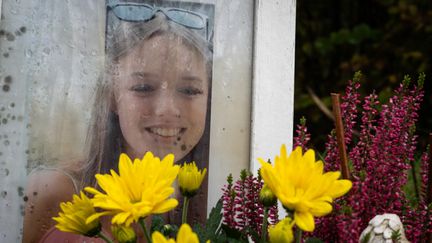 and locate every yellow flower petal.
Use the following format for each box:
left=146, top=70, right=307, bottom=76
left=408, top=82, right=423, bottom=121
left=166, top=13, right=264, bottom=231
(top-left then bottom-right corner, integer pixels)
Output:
left=152, top=224, right=200, bottom=243
left=308, top=201, right=333, bottom=217
left=328, top=180, right=353, bottom=198
left=152, top=198, right=179, bottom=214
left=294, top=211, right=315, bottom=232
left=152, top=231, right=175, bottom=243
left=176, top=224, right=200, bottom=243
